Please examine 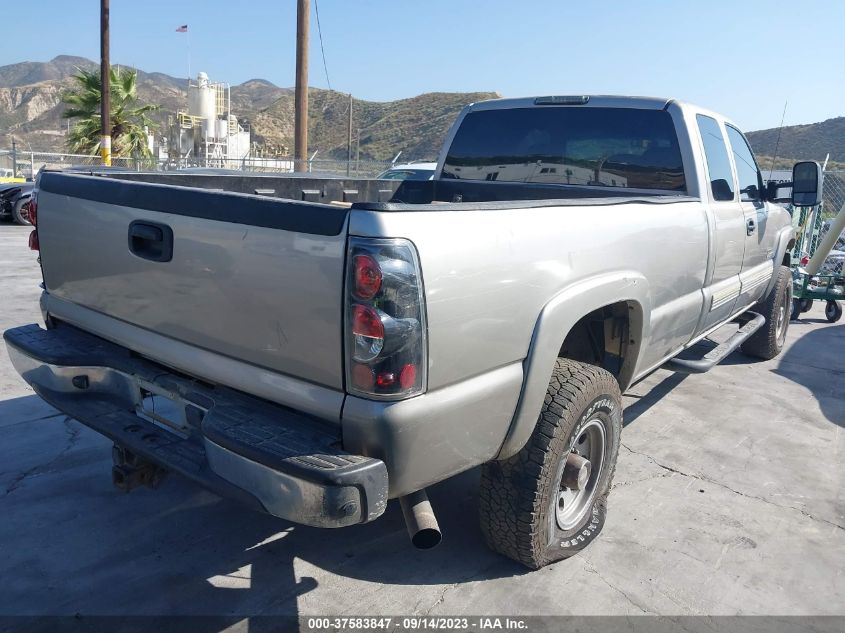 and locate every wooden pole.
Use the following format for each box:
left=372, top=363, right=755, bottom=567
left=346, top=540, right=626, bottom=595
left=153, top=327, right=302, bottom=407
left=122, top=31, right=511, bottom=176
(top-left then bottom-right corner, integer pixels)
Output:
left=100, top=0, right=111, bottom=166
left=355, top=127, right=360, bottom=175
left=294, top=0, right=309, bottom=172
left=346, top=93, right=353, bottom=176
